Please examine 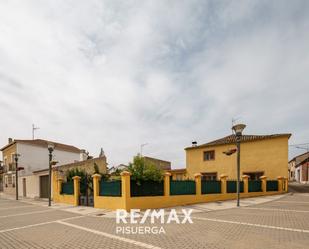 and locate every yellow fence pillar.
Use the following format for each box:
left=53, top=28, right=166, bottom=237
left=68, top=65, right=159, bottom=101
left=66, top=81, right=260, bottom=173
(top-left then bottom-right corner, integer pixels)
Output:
left=277, top=176, right=283, bottom=192
left=260, top=176, right=267, bottom=193
left=92, top=174, right=101, bottom=208
left=194, top=173, right=202, bottom=196
left=284, top=177, right=288, bottom=192
left=164, top=172, right=171, bottom=197
left=72, top=176, right=81, bottom=206
left=220, top=174, right=228, bottom=194
left=121, top=171, right=131, bottom=211
left=92, top=174, right=102, bottom=197
left=57, top=179, right=63, bottom=195
left=242, top=175, right=249, bottom=194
